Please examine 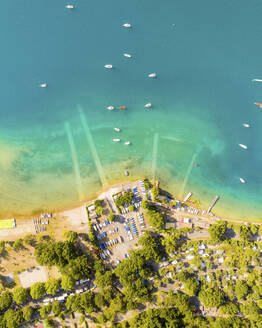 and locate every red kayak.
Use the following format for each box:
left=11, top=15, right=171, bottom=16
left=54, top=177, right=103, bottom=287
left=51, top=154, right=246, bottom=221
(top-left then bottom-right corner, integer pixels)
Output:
left=118, top=106, right=126, bottom=109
